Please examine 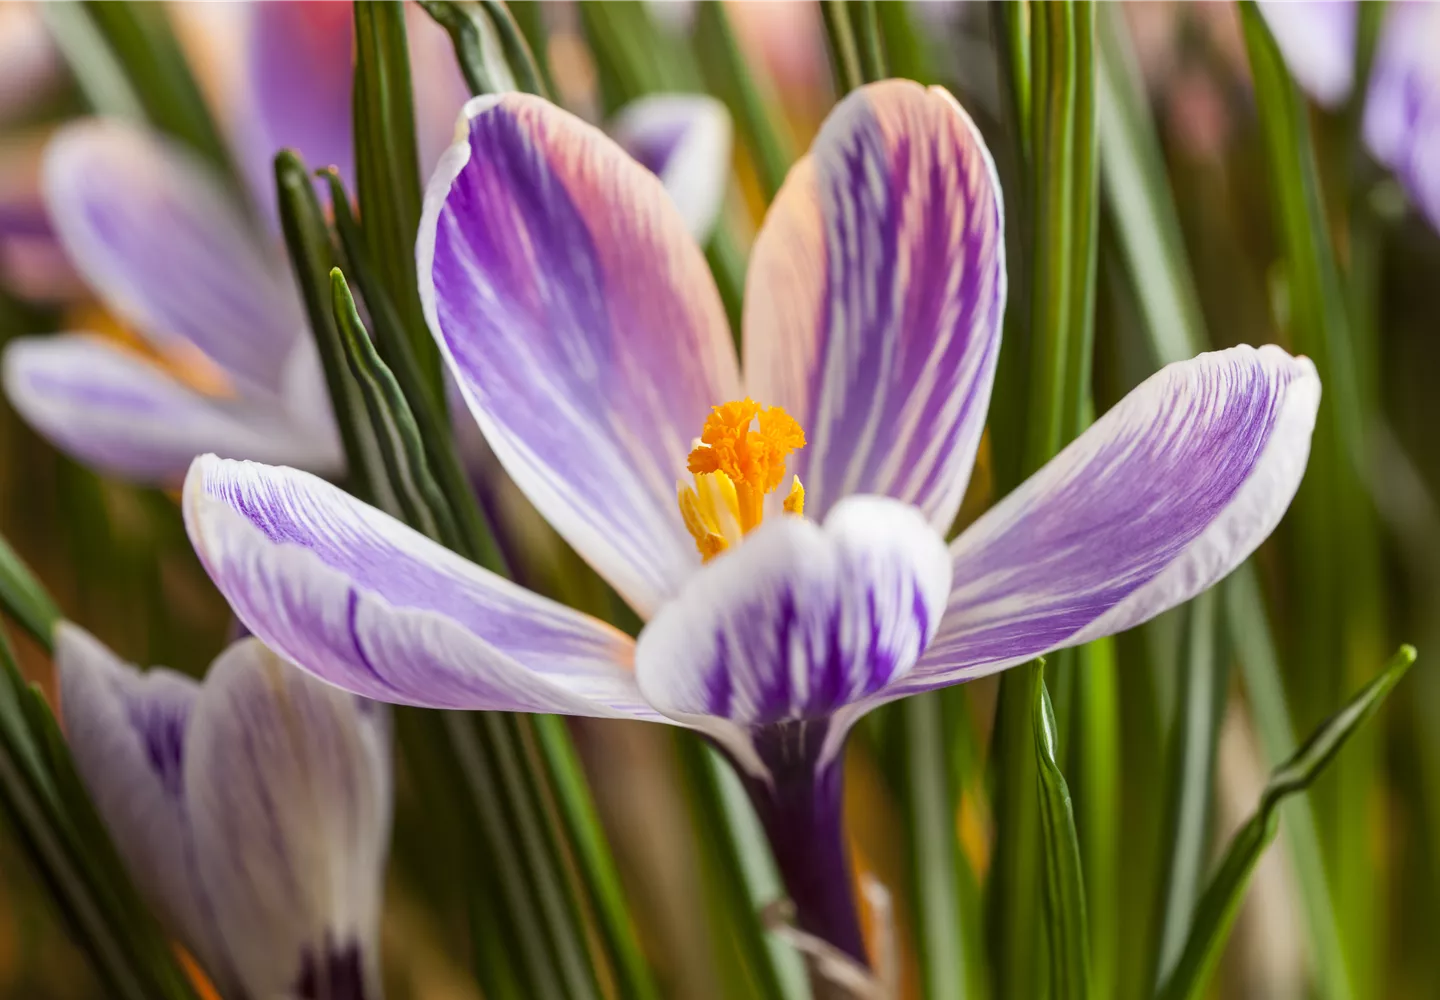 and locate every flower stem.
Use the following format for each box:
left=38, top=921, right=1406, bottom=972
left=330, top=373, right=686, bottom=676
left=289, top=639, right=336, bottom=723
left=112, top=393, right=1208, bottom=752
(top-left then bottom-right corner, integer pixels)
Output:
left=738, top=724, right=867, bottom=969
